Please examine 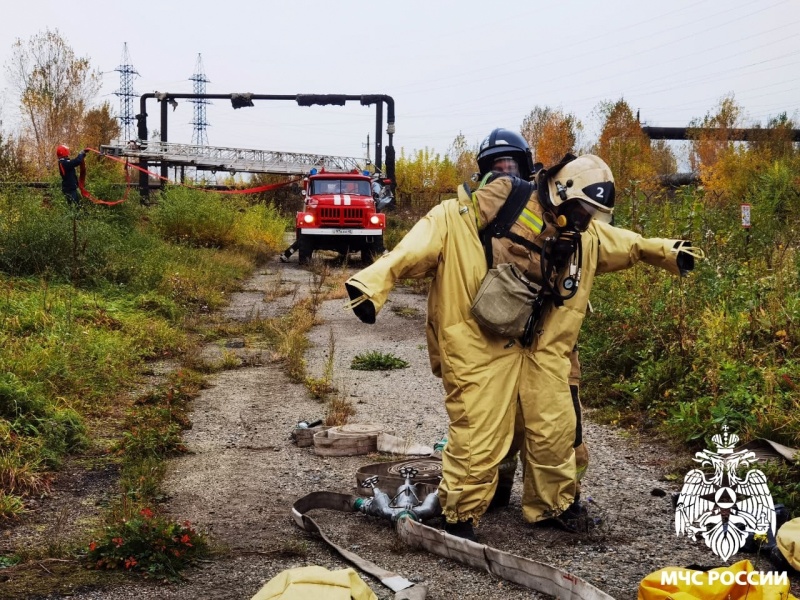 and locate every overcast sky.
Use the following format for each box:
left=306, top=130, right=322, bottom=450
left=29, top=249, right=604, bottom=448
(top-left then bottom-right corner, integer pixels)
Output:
left=1, top=0, right=798, bottom=165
